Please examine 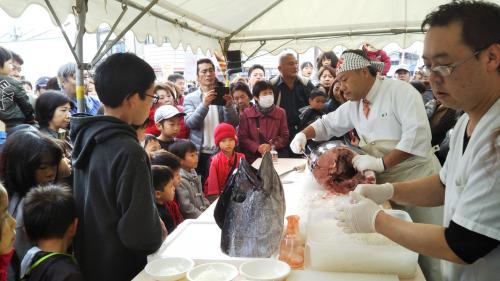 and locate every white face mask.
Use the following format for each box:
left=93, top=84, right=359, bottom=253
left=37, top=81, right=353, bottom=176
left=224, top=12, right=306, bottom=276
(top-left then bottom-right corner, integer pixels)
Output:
left=258, top=95, right=274, bottom=108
